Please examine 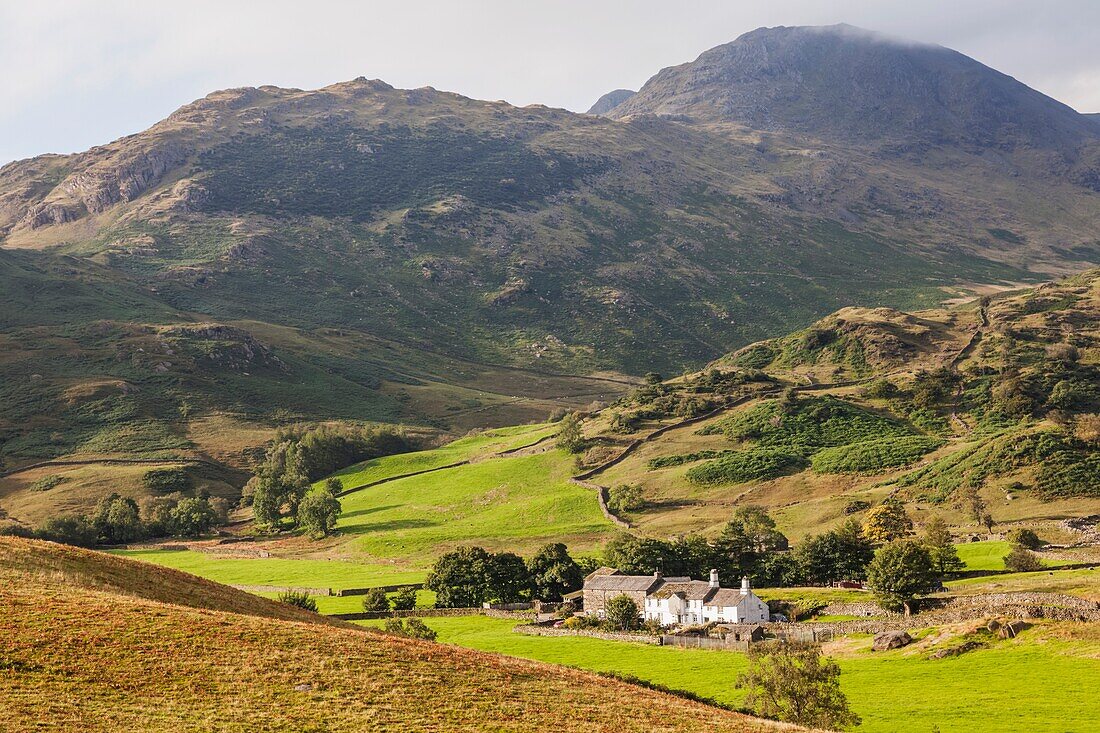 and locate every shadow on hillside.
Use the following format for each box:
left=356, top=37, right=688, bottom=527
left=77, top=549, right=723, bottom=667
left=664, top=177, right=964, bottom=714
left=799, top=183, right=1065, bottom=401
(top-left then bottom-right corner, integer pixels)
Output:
left=341, top=505, right=402, bottom=520
left=338, top=518, right=438, bottom=535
